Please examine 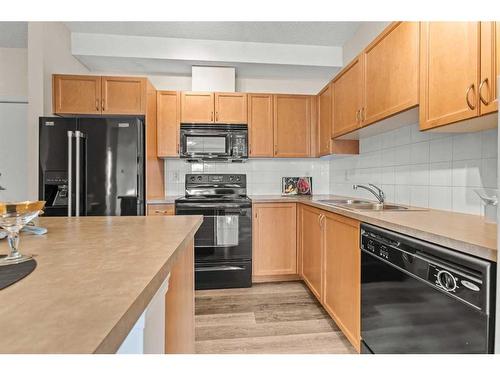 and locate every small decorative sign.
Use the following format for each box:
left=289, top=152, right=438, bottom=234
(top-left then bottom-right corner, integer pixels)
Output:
left=282, top=177, right=312, bottom=196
